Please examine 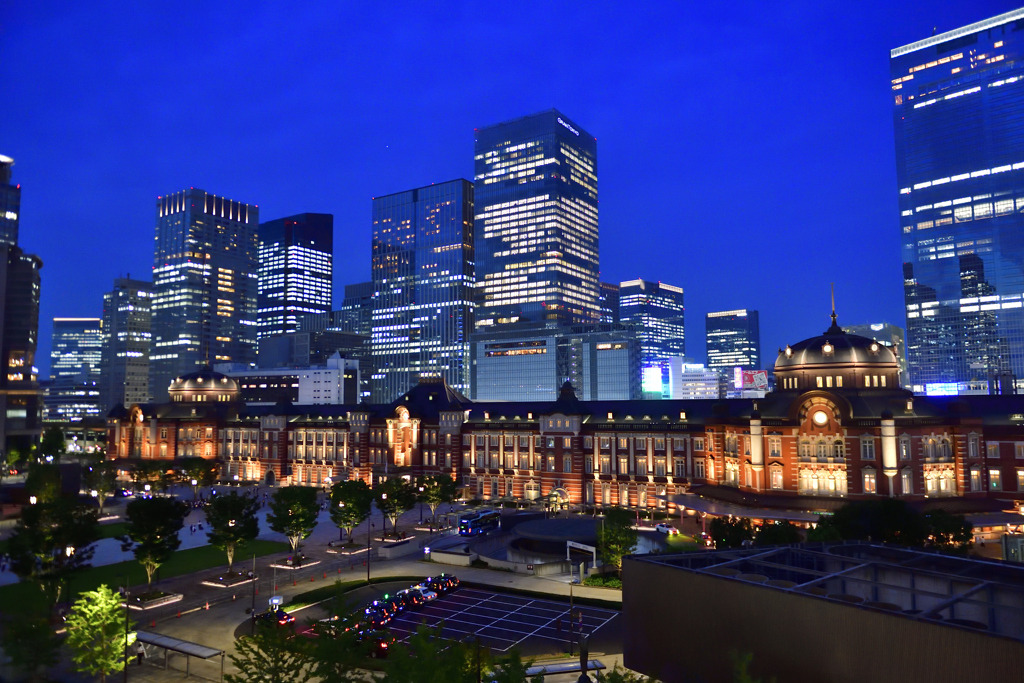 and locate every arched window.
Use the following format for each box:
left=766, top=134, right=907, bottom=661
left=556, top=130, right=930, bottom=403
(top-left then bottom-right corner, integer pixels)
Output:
left=938, top=439, right=951, bottom=459
left=924, top=439, right=935, bottom=459
left=816, top=440, right=828, bottom=458
left=833, top=440, right=844, bottom=458
left=799, top=440, right=811, bottom=458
